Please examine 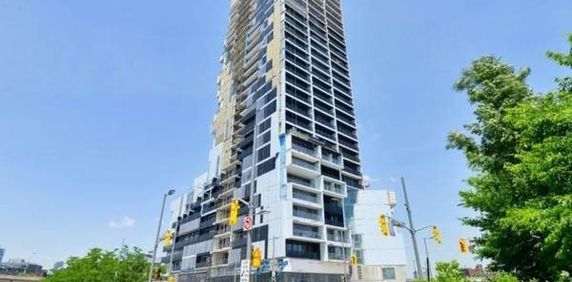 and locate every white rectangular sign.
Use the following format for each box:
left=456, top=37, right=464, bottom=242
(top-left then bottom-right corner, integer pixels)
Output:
left=240, top=259, right=251, bottom=282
